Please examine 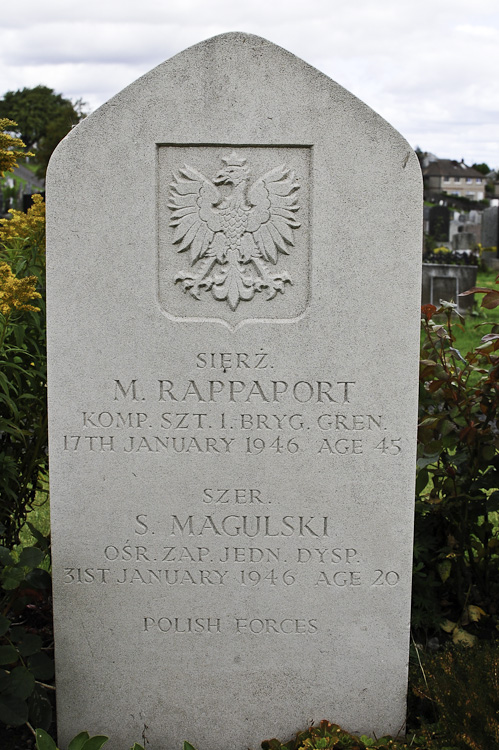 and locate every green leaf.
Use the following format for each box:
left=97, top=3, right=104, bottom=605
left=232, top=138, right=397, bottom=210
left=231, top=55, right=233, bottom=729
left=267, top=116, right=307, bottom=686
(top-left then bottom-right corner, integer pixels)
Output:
left=8, top=666, right=36, bottom=699
left=415, top=468, right=429, bottom=496
left=9, top=626, right=27, bottom=643
left=481, top=445, right=496, bottom=462
left=130, top=744, right=145, bottom=750
left=184, top=742, right=198, bottom=750
left=2, top=566, right=26, bottom=590
left=81, top=736, right=109, bottom=750
left=487, top=491, right=499, bottom=512
left=0, top=614, right=11, bottom=637
left=0, top=545, right=13, bottom=565
left=438, top=559, right=452, bottom=583
left=29, top=684, right=52, bottom=731
left=27, top=652, right=54, bottom=680
left=26, top=522, right=49, bottom=548
left=18, top=632, right=43, bottom=658
left=25, top=568, right=51, bottom=590
left=416, top=454, right=440, bottom=469
left=0, top=644, right=19, bottom=665
left=35, top=728, right=58, bottom=750
left=0, top=693, right=29, bottom=726
left=68, top=732, right=90, bottom=750
left=18, top=546, right=44, bottom=569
